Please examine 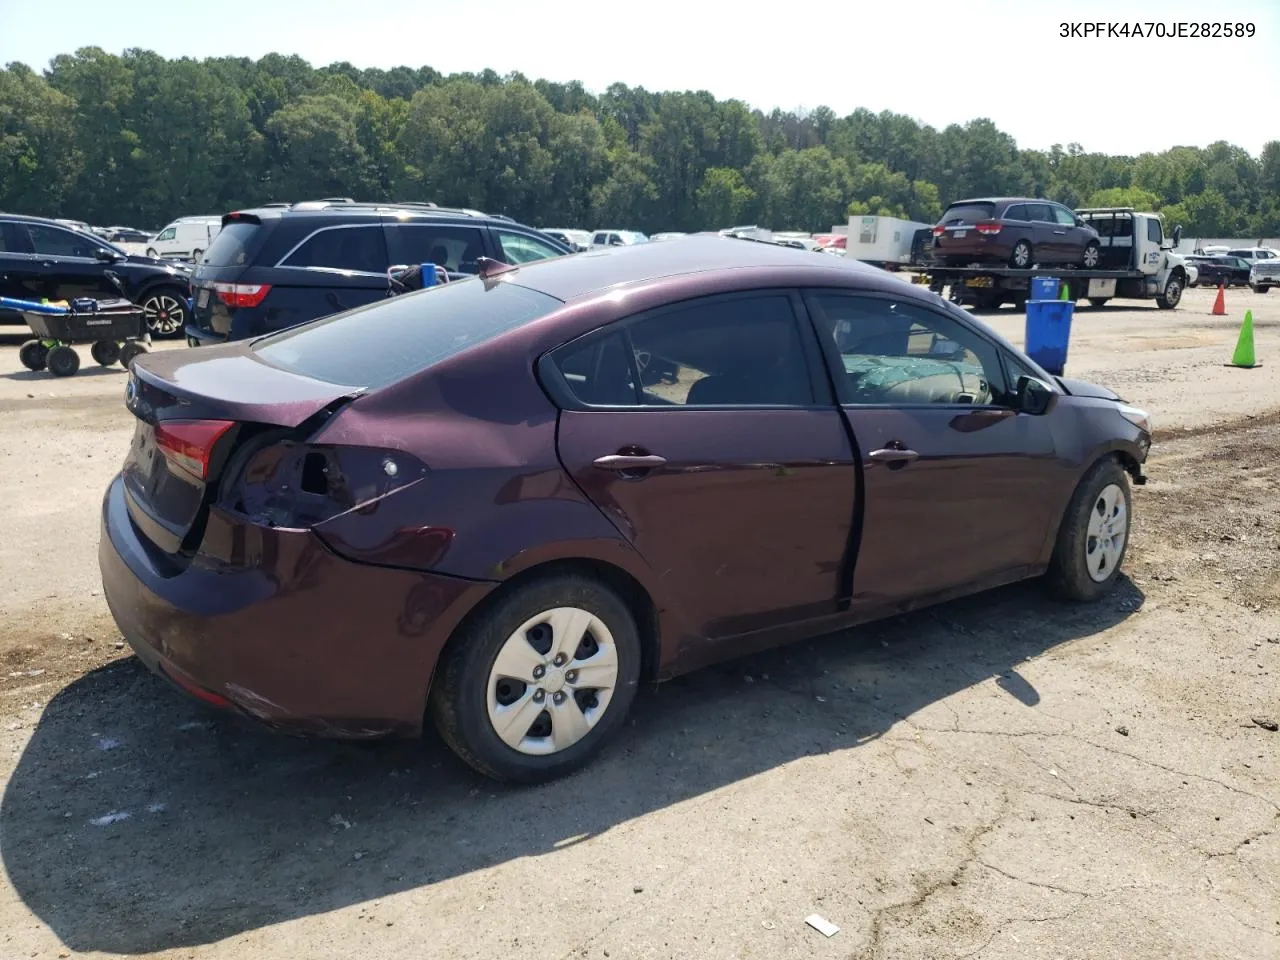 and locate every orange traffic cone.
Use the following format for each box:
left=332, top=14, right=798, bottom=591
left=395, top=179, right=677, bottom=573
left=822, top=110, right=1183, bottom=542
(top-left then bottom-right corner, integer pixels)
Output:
left=1211, top=282, right=1226, bottom=316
